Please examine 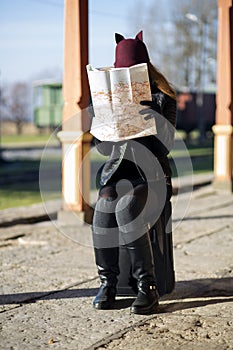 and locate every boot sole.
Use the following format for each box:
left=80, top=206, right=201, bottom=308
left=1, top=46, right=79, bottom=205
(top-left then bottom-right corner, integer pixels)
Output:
left=130, top=300, right=159, bottom=315
left=93, top=301, right=115, bottom=310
